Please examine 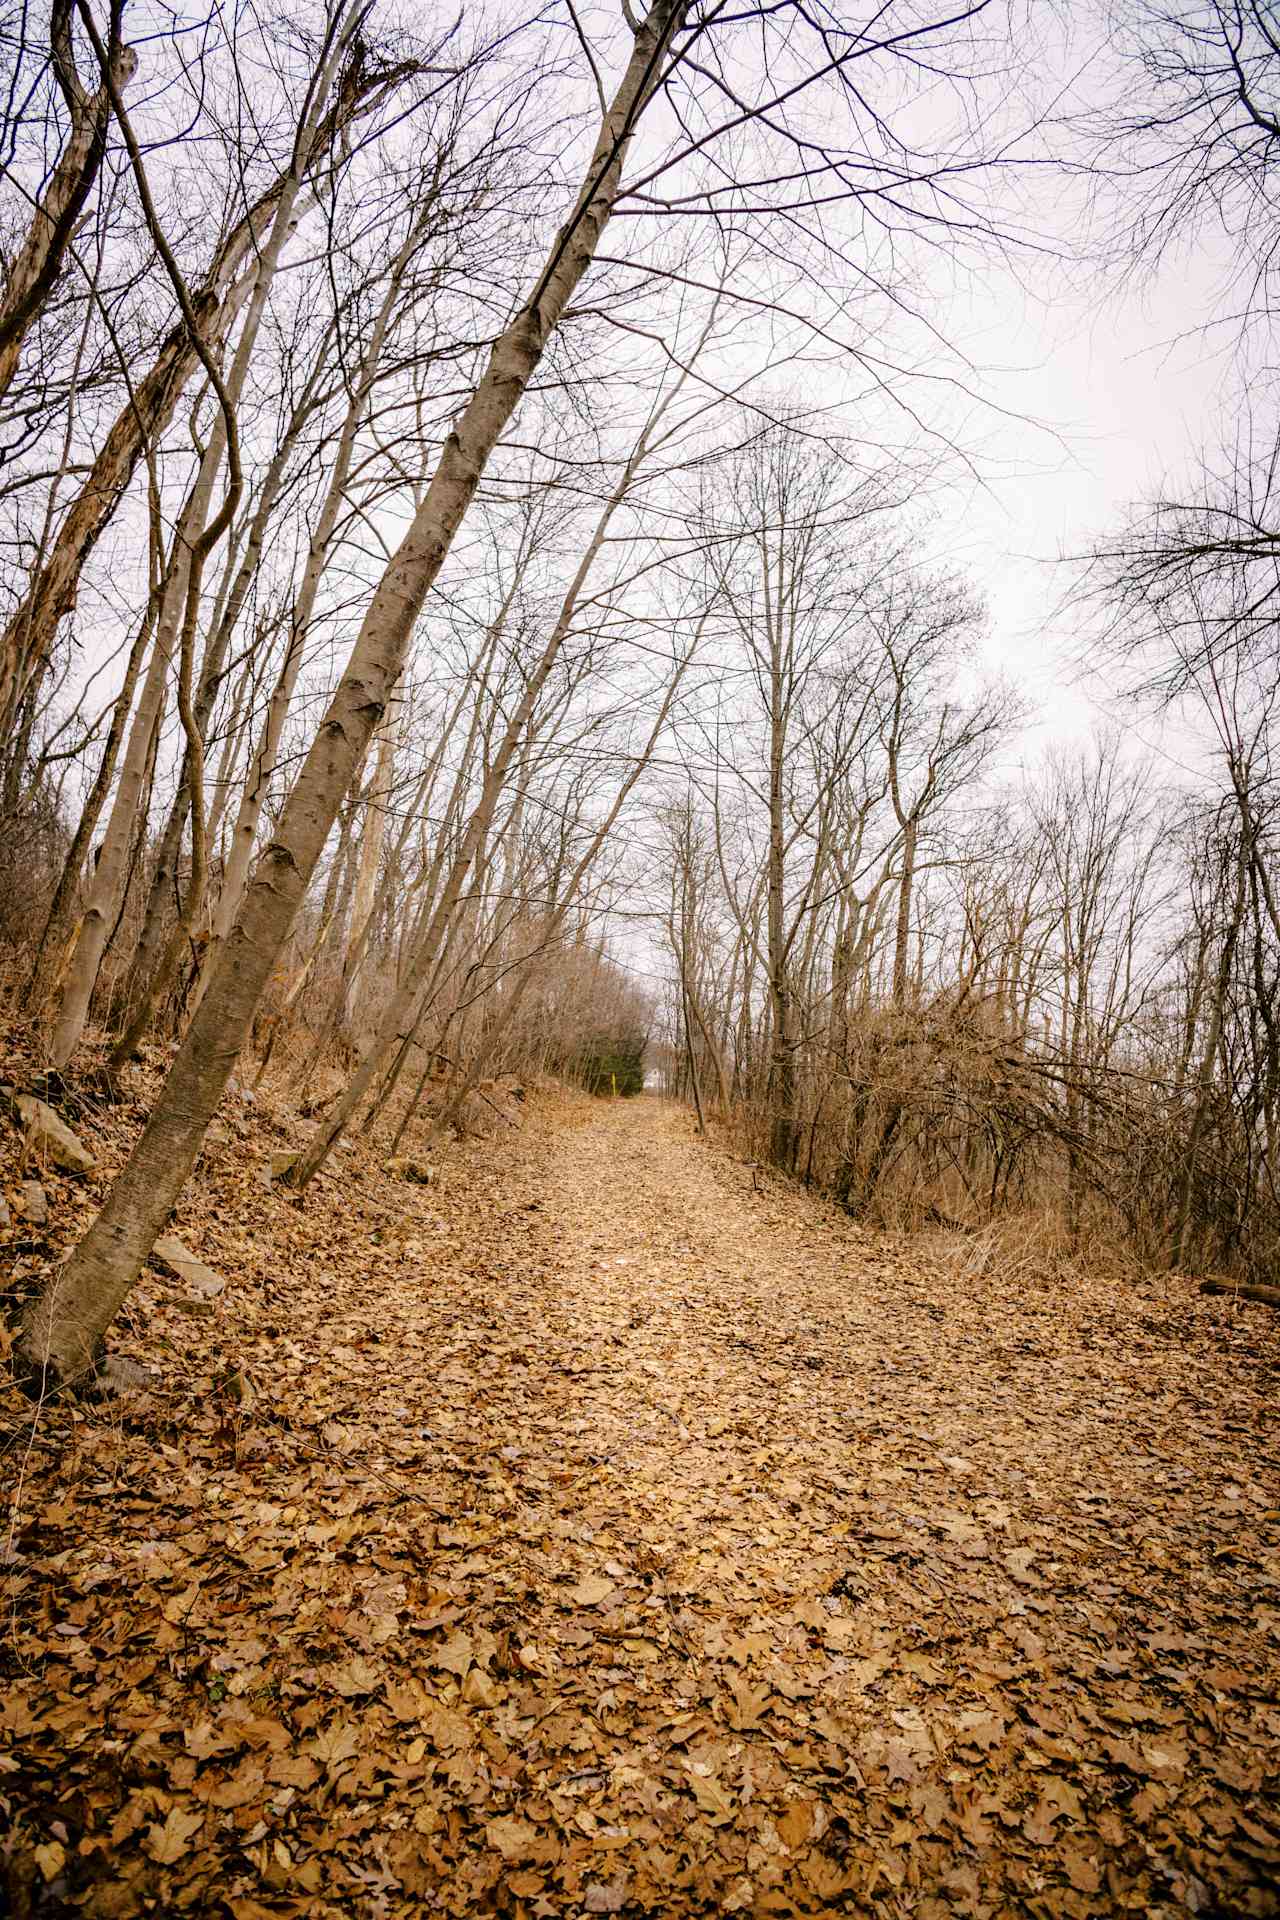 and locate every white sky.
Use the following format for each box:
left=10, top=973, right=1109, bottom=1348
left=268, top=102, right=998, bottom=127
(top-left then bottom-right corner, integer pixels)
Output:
left=890, top=1, right=1251, bottom=768
left=942, top=242, right=1234, bottom=749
